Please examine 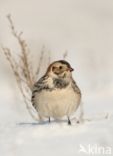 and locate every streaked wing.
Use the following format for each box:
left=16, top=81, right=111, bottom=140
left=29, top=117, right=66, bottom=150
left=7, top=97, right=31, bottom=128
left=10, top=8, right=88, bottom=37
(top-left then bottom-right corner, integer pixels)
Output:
left=71, top=79, right=81, bottom=95
left=31, top=75, right=49, bottom=108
